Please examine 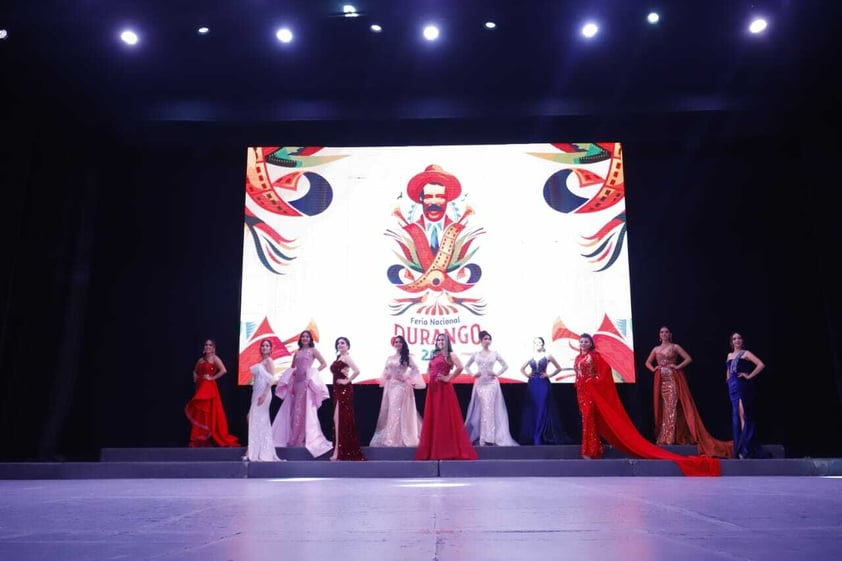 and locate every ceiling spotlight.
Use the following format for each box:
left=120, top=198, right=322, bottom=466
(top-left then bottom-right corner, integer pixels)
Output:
left=581, top=22, right=598, bottom=38
left=748, top=18, right=768, bottom=34
left=276, top=28, right=293, bottom=43
left=197, top=26, right=210, bottom=35
left=0, top=29, right=7, bottom=40
left=343, top=5, right=359, bottom=17
left=647, top=12, right=660, bottom=24
left=423, top=25, right=439, bottom=41
left=484, top=21, right=497, bottom=30
left=370, top=24, right=383, bottom=33
left=120, top=30, right=139, bottom=45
